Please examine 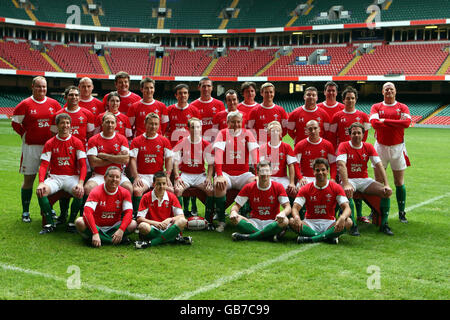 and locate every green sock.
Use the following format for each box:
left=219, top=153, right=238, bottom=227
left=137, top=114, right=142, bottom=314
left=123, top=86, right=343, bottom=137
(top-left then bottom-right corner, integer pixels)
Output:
left=21, top=188, right=32, bottom=213
left=396, top=185, right=406, bottom=212
left=132, top=196, right=142, bottom=214
left=248, top=222, right=282, bottom=240
left=237, top=219, right=258, bottom=234
left=355, top=199, right=363, bottom=218
left=38, top=196, right=54, bottom=226
left=311, top=226, right=345, bottom=243
left=205, top=196, right=214, bottom=222
left=59, top=197, right=70, bottom=219
left=300, top=224, right=319, bottom=237
left=68, top=198, right=82, bottom=223
left=380, top=197, right=390, bottom=226
left=348, top=198, right=357, bottom=226
left=183, top=197, right=190, bottom=213
left=214, top=196, right=227, bottom=222
left=151, top=224, right=181, bottom=246
left=191, top=197, right=198, bottom=212
left=81, top=195, right=88, bottom=216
